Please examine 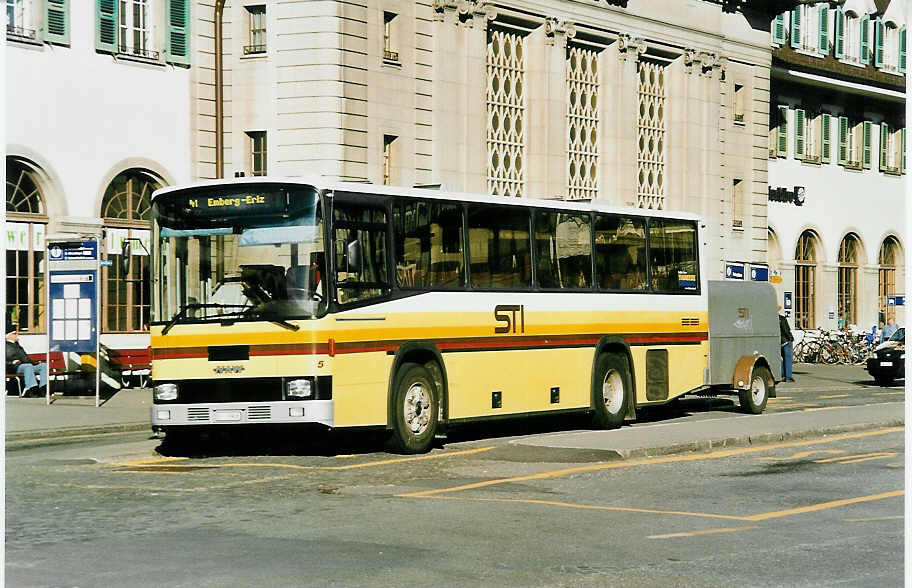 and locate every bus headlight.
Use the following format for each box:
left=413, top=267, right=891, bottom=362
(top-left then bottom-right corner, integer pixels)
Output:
left=286, top=378, right=313, bottom=399
left=154, top=383, right=179, bottom=401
